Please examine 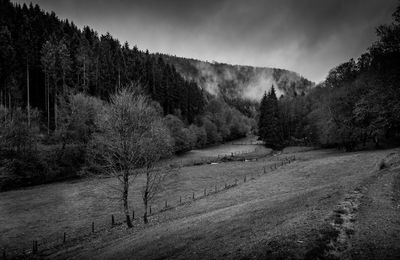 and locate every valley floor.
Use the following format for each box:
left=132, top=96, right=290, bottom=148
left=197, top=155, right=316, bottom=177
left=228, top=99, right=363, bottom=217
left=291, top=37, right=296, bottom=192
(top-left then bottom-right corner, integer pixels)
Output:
left=1, top=147, right=400, bottom=259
